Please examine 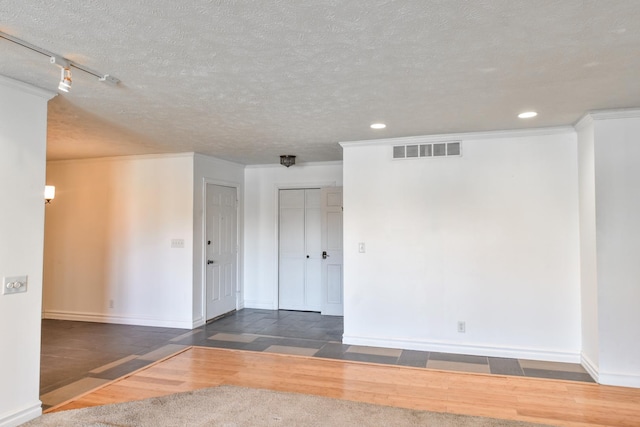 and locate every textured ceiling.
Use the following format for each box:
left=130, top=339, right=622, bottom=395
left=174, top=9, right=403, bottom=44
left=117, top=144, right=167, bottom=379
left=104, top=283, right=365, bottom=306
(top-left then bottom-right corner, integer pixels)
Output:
left=2, top=1, right=640, bottom=164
